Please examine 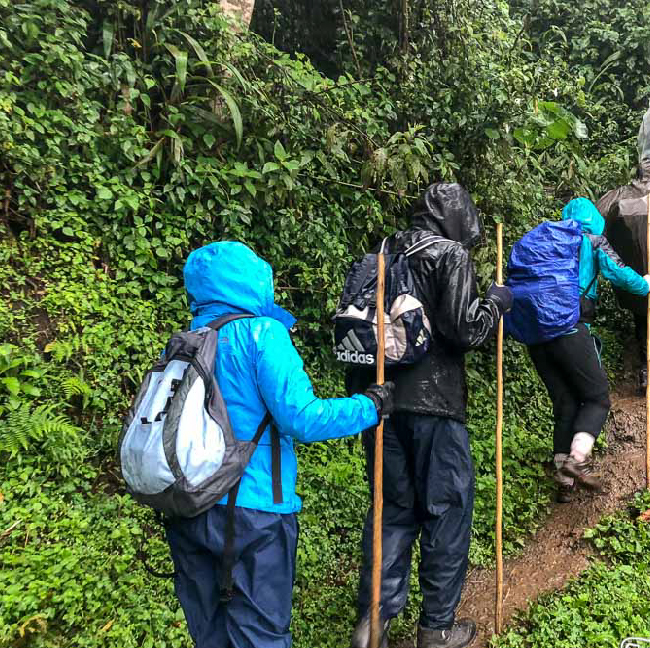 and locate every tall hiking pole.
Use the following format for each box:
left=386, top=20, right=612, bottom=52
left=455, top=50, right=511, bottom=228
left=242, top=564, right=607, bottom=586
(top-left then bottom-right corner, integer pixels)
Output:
left=495, top=222, right=504, bottom=634
left=370, top=251, right=386, bottom=648
left=646, top=195, right=650, bottom=490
